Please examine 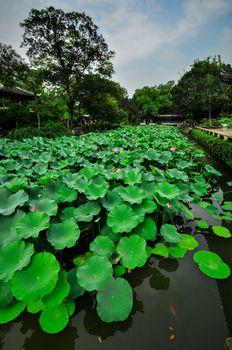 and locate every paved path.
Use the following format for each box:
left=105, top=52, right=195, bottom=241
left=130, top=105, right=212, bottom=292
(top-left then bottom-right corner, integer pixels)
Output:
left=196, top=127, right=232, bottom=140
